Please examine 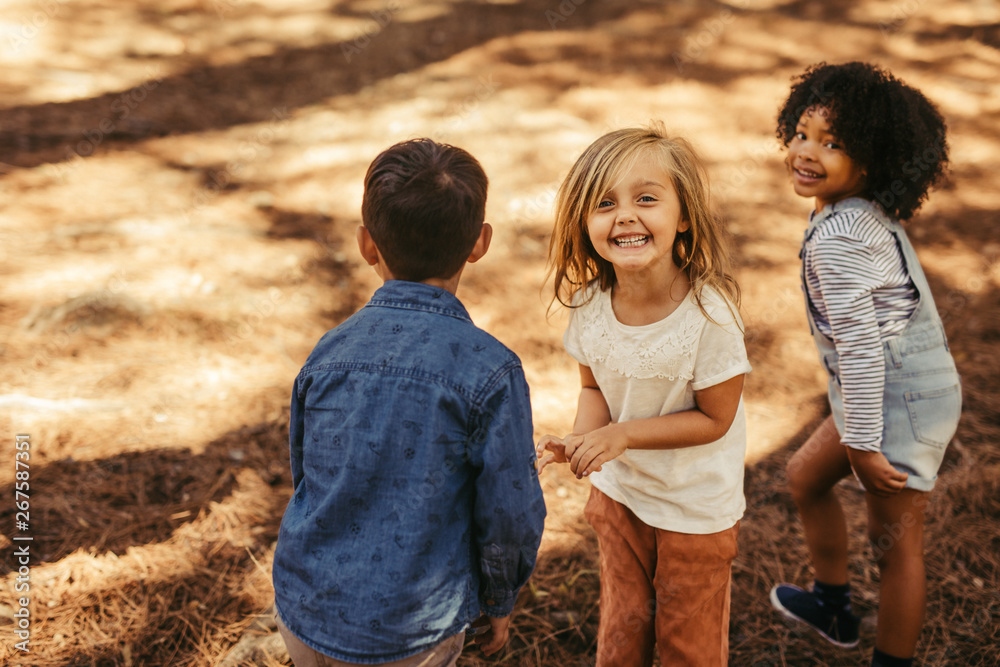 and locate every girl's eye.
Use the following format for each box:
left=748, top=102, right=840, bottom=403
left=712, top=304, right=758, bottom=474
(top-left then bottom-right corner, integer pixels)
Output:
left=794, top=131, right=807, bottom=140
left=638, top=195, right=656, bottom=203
left=825, top=141, right=842, bottom=150
left=597, top=199, right=613, bottom=209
